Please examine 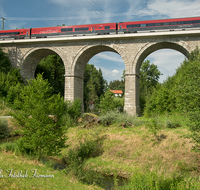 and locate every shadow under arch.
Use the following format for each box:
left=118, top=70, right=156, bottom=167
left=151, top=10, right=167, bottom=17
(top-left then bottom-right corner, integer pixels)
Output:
left=72, top=45, right=120, bottom=78
left=21, top=48, right=62, bottom=80
left=135, top=41, right=190, bottom=75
